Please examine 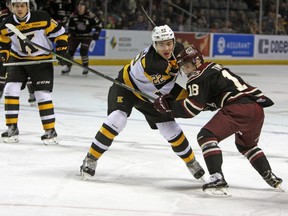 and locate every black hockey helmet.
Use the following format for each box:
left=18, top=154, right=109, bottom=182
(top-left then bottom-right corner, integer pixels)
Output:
left=176, top=46, right=204, bottom=67
left=78, top=0, right=88, bottom=7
